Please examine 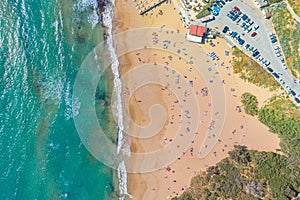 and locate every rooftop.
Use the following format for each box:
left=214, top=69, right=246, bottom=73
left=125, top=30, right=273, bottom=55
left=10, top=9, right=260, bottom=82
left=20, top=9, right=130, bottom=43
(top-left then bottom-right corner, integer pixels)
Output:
left=189, top=25, right=207, bottom=37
